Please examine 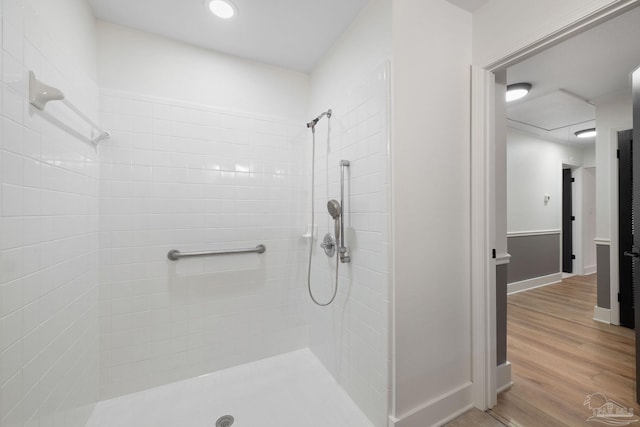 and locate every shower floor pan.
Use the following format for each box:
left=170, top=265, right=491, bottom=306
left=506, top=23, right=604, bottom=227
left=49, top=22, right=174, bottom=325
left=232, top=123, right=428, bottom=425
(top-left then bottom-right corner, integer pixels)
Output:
left=86, top=349, right=373, bottom=427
